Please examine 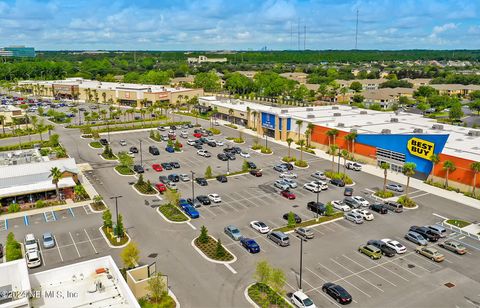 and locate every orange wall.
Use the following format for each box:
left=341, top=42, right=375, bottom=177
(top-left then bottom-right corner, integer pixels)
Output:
left=435, top=153, right=479, bottom=187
